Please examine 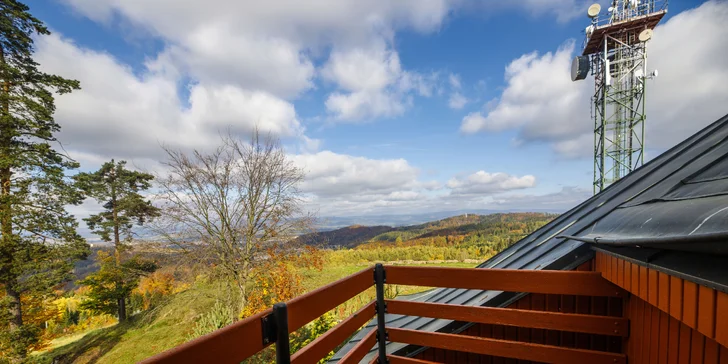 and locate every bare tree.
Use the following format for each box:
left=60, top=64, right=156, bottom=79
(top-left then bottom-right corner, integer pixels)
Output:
left=154, top=132, right=312, bottom=319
